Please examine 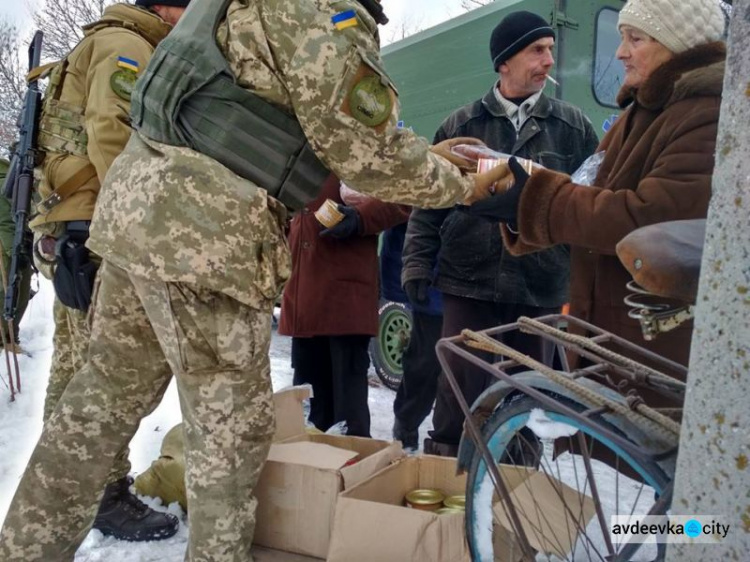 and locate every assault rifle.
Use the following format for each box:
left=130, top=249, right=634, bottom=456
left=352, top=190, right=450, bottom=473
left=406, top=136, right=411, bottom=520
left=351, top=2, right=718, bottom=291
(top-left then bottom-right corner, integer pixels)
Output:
left=3, top=31, right=43, bottom=323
